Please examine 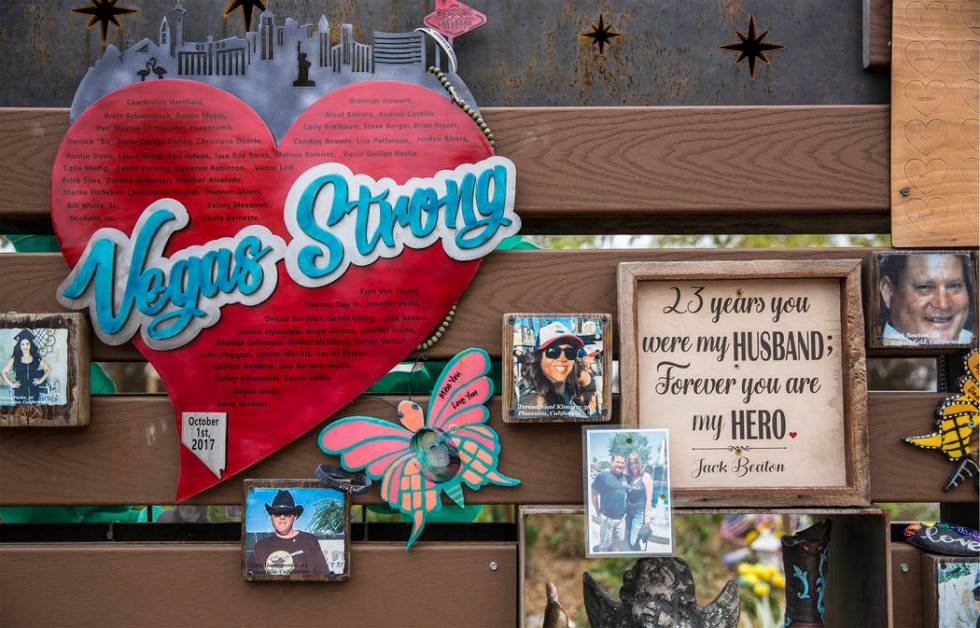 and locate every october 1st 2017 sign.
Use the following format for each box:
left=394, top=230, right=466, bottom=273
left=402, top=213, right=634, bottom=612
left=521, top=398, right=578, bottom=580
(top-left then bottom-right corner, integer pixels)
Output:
left=619, top=260, right=870, bottom=506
